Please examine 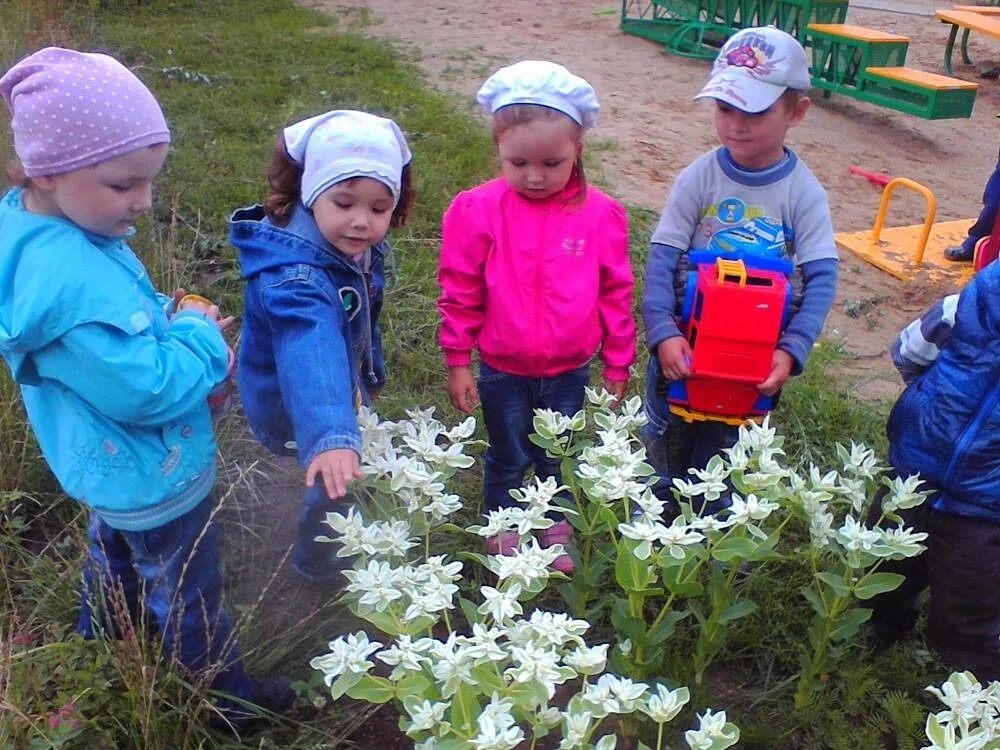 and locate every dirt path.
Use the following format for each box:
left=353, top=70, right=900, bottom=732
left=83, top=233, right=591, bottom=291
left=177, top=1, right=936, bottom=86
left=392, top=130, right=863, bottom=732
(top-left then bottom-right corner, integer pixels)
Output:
left=301, top=0, right=1000, bottom=399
